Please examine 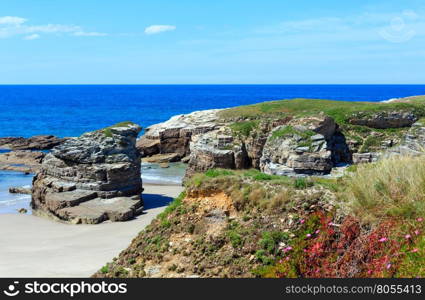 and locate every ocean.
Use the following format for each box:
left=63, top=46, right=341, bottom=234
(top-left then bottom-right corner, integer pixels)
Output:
left=2, top=85, right=425, bottom=138
left=1, top=84, right=425, bottom=213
